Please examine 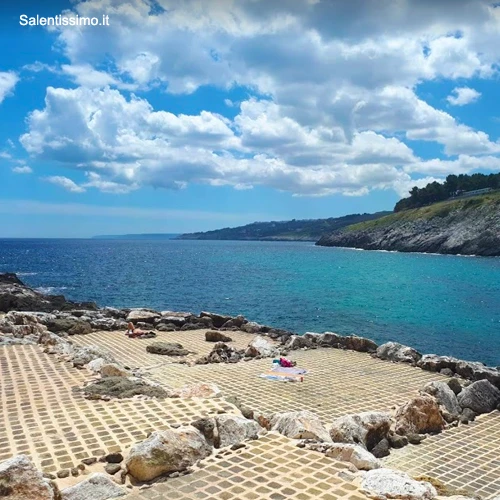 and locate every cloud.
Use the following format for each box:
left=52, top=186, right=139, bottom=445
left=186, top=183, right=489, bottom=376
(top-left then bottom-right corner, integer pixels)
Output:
left=45, top=175, right=86, bottom=193
left=447, top=86, right=482, bottom=106
left=0, top=72, right=19, bottom=104
left=18, top=0, right=500, bottom=198
left=12, top=166, right=33, bottom=174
